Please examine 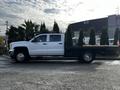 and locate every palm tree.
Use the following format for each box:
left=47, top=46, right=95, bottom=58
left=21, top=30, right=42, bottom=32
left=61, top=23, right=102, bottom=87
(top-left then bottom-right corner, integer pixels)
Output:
left=22, top=20, right=35, bottom=40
